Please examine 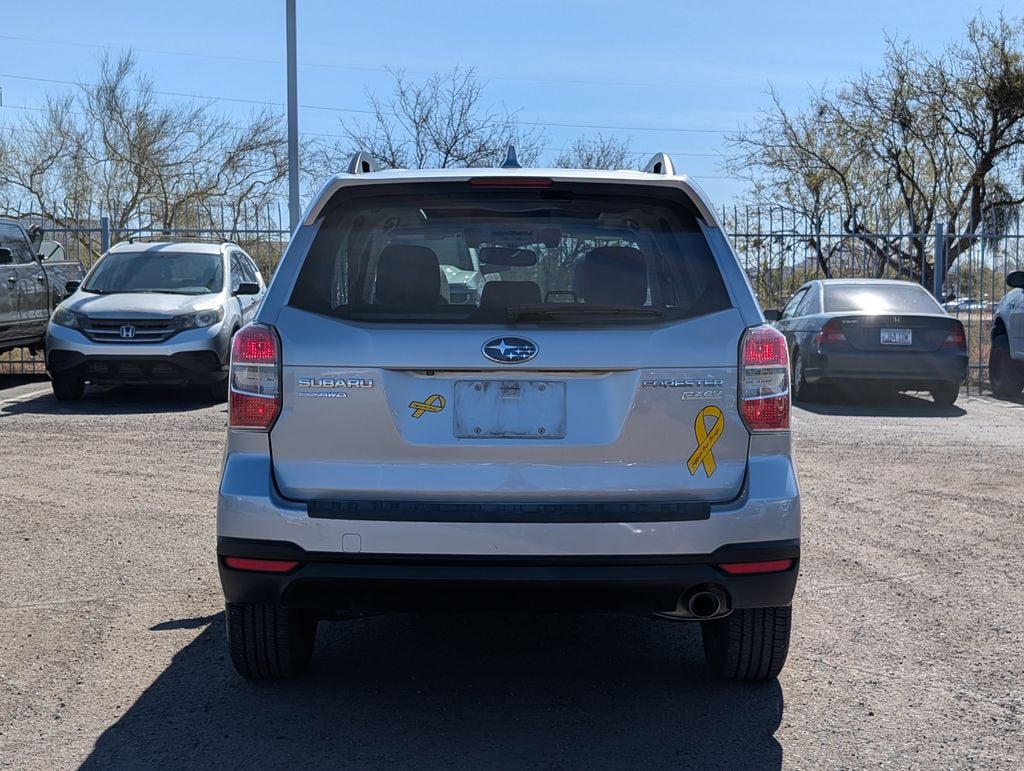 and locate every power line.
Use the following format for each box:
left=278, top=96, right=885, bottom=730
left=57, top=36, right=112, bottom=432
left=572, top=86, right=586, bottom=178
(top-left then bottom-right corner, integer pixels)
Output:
left=0, top=32, right=721, bottom=90
left=0, top=73, right=735, bottom=134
